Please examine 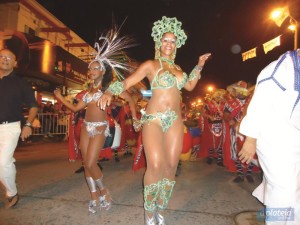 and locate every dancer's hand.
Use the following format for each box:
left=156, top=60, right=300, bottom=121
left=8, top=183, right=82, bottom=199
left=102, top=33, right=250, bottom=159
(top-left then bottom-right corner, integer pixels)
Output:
left=198, top=53, right=211, bottom=67
left=98, top=92, right=113, bottom=110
